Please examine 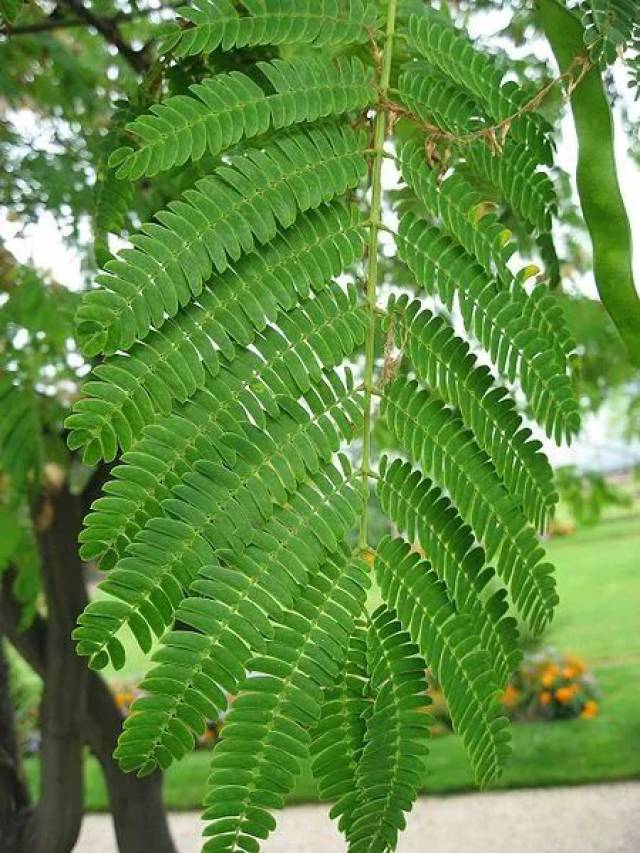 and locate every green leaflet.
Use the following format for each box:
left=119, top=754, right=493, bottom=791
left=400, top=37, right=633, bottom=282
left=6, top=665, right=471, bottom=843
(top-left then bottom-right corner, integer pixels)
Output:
left=406, top=12, right=554, bottom=164
left=310, top=623, right=369, bottom=828
left=466, top=139, right=557, bottom=234
left=0, top=0, right=23, bottom=27
left=581, top=0, right=638, bottom=64
left=397, top=139, right=516, bottom=285
left=397, top=66, right=557, bottom=235
left=75, top=124, right=367, bottom=358
left=159, top=0, right=379, bottom=58
left=378, top=457, right=522, bottom=687
left=0, top=379, right=42, bottom=493
left=376, top=536, right=511, bottom=788
left=93, top=103, right=137, bottom=268
left=67, top=206, right=366, bottom=464
left=383, top=376, right=558, bottom=634
left=386, top=294, right=558, bottom=529
left=112, top=56, right=376, bottom=180
left=78, top=331, right=365, bottom=569
left=398, top=63, right=482, bottom=136
left=345, top=607, right=431, bottom=852
left=538, top=0, right=640, bottom=367
left=396, top=211, right=581, bottom=444
left=116, top=458, right=363, bottom=775
left=202, top=548, right=370, bottom=851
left=73, top=377, right=364, bottom=669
